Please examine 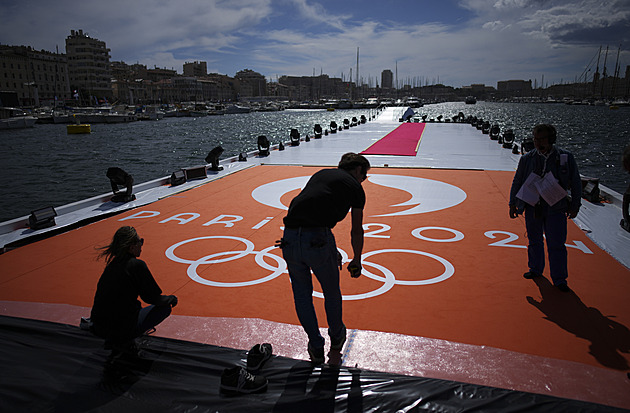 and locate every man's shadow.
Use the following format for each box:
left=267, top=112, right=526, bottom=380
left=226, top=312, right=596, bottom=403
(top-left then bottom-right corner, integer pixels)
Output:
left=527, top=276, right=630, bottom=370
left=272, top=359, right=363, bottom=413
